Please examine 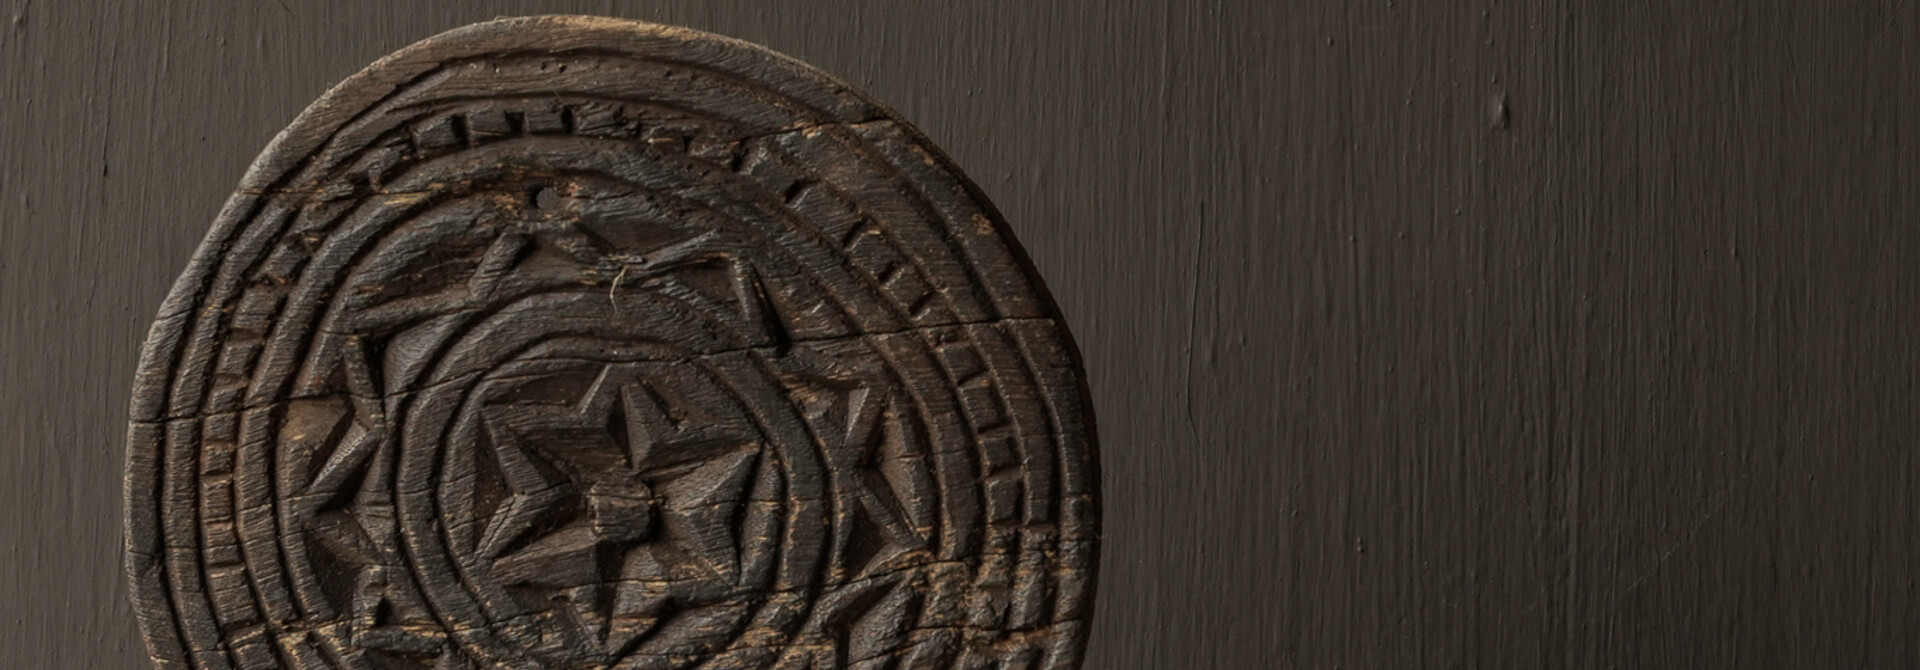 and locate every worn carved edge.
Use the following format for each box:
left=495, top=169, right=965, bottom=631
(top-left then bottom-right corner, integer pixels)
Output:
left=124, top=14, right=1101, bottom=670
